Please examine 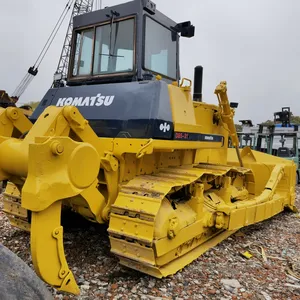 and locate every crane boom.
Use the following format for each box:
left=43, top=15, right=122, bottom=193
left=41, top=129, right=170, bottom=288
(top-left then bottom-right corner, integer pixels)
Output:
left=1, top=0, right=96, bottom=107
